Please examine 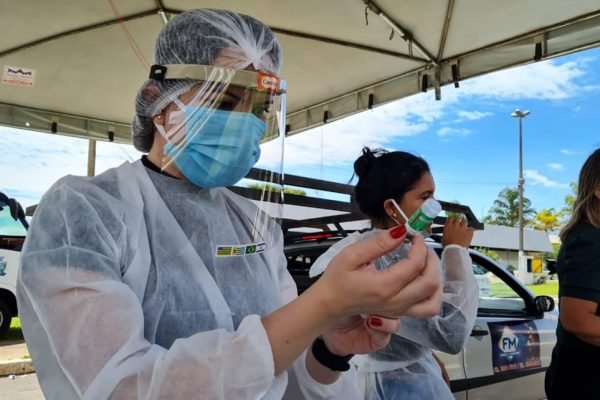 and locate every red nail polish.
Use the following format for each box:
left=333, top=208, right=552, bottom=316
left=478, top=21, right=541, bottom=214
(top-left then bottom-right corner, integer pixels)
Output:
left=390, top=225, right=407, bottom=239
left=369, top=317, right=383, bottom=327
